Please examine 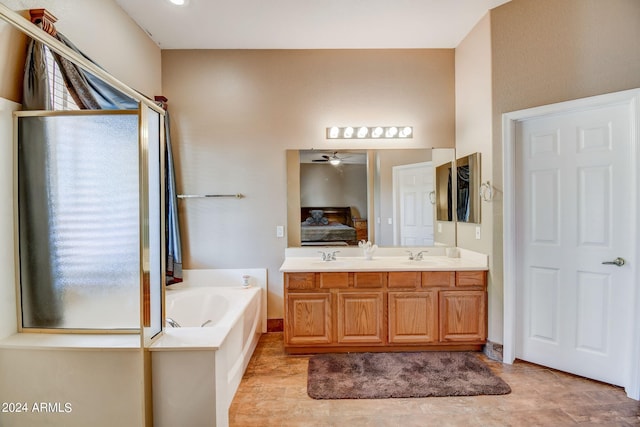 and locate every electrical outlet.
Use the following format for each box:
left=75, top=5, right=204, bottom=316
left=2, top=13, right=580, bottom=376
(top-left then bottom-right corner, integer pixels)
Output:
left=387, top=218, right=393, bottom=225
left=276, top=225, right=284, bottom=238
left=475, top=226, right=481, bottom=239
left=438, top=223, right=442, bottom=233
